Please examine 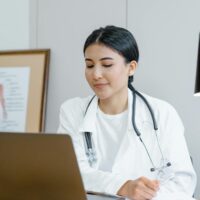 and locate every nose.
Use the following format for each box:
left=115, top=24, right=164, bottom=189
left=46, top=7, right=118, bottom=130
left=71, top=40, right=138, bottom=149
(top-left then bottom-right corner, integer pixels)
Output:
left=92, top=66, right=103, bottom=80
